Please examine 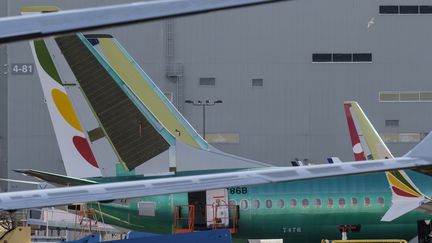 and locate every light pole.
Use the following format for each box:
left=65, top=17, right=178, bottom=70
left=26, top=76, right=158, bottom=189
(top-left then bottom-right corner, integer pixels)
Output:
left=185, top=99, right=223, bottom=139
